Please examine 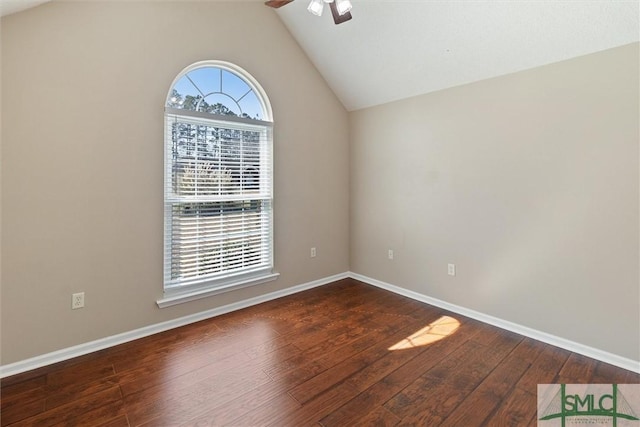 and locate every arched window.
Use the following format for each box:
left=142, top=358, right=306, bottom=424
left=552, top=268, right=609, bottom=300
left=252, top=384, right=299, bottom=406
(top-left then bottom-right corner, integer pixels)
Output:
left=161, top=61, right=276, bottom=305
